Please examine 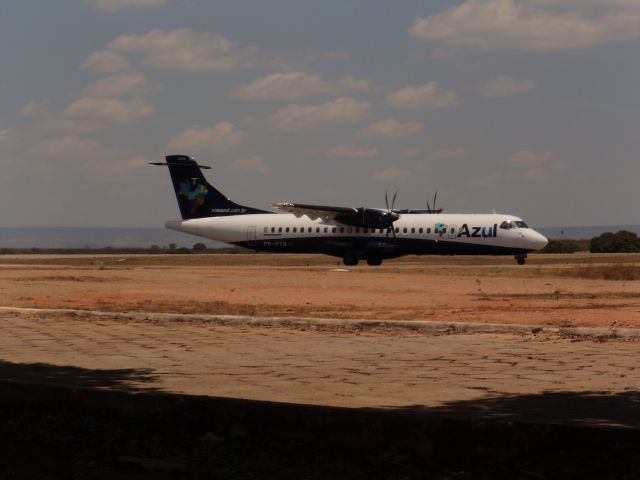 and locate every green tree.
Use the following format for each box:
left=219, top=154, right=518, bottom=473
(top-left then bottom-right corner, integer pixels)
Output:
left=168, top=243, right=177, bottom=251
left=541, top=239, right=581, bottom=254
left=590, top=230, right=640, bottom=253
left=193, top=242, right=207, bottom=251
